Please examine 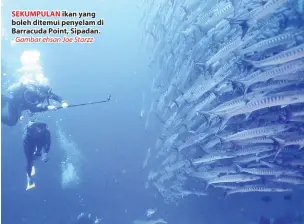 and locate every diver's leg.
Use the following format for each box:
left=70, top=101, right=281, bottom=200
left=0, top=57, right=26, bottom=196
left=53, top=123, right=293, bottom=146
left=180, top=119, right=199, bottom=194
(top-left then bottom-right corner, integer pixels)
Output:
left=24, top=140, right=36, bottom=190
left=1, top=98, right=21, bottom=126
left=23, top=138, right=35, bottom=177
